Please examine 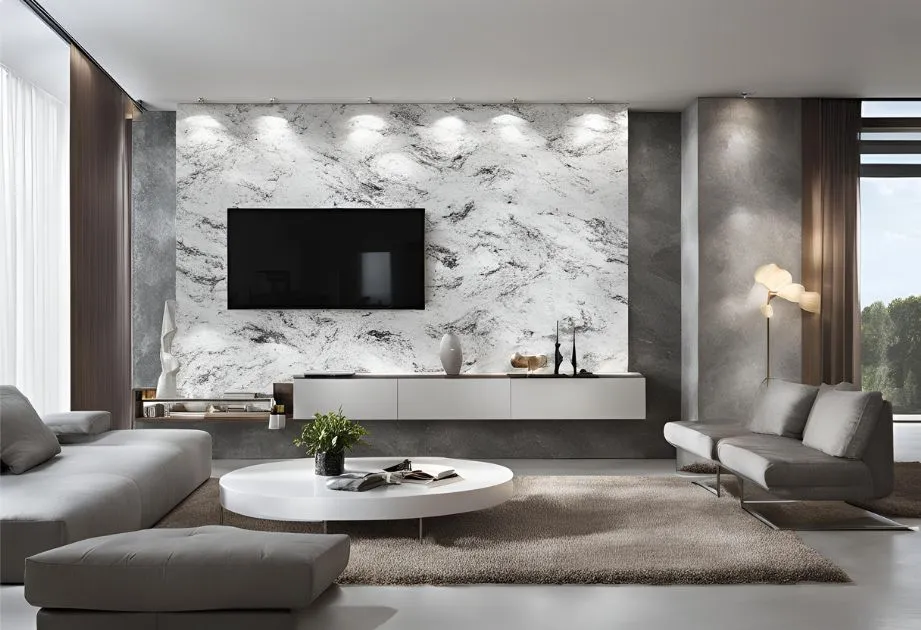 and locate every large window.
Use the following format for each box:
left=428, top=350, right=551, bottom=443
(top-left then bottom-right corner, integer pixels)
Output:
left=860, top=102, right=921, bottom=418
